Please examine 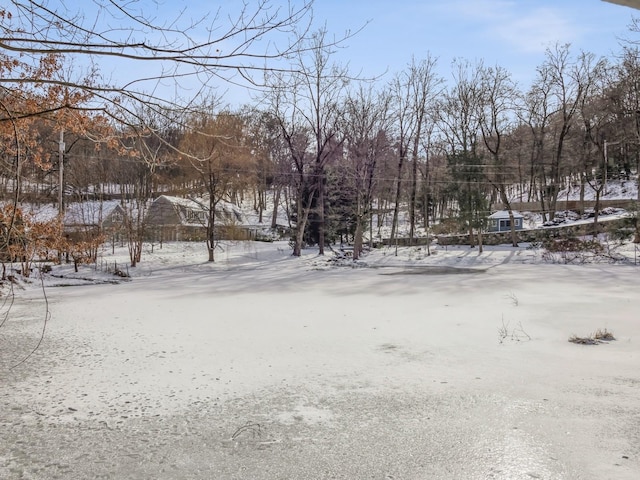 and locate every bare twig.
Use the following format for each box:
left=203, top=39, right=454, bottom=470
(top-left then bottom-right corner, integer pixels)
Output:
left=498, top=316, right=530, bottom=344
left=505, top=291, right=519, bottom=306
left=0, top=278, right=16, bottom=329
left=231, top=422, right=263, bottom=440
left=10, top=271, right=51, bottom=369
